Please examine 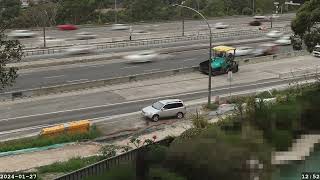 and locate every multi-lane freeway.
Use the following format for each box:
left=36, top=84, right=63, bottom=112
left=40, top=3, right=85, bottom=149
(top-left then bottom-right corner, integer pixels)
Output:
left=8, top=42, right=294, bottom=91
left=15, top=13, right=294, bottom=48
